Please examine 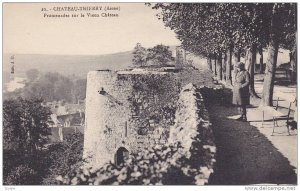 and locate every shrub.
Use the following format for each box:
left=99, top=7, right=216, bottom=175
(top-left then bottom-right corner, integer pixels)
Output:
left=5, top=164, right=37, bottom=185
left=57, top=140, right=213, bottom=185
